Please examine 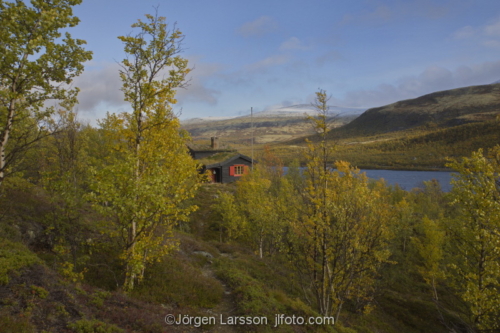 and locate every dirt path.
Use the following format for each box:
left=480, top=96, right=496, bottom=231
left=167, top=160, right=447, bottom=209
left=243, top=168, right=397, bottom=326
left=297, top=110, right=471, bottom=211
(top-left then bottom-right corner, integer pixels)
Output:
left=200, top=262, right=237, bottom=333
